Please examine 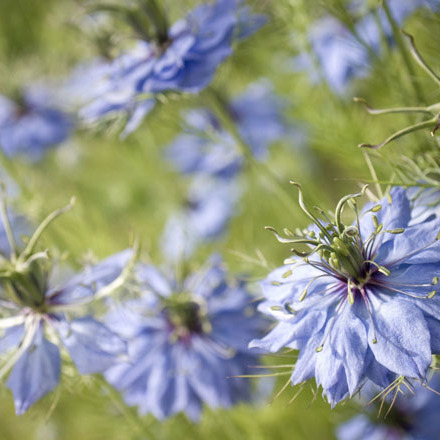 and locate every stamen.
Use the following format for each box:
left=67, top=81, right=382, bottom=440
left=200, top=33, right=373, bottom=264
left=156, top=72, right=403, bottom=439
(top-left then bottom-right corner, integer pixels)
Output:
left=362, top=260, right=390, bottom=276
left=347, top=279, right=355, bottom=305
left=385, top=228, right=405, bottom=234
left=370, top=280, right=435, bottom=299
